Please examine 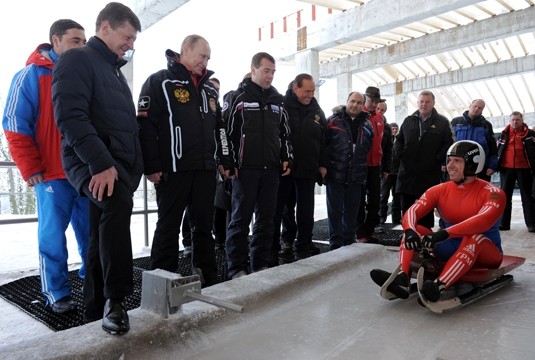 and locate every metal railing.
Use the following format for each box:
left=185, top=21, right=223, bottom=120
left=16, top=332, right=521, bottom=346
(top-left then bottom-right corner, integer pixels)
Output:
left=0, top=160, right=156, bottom=247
